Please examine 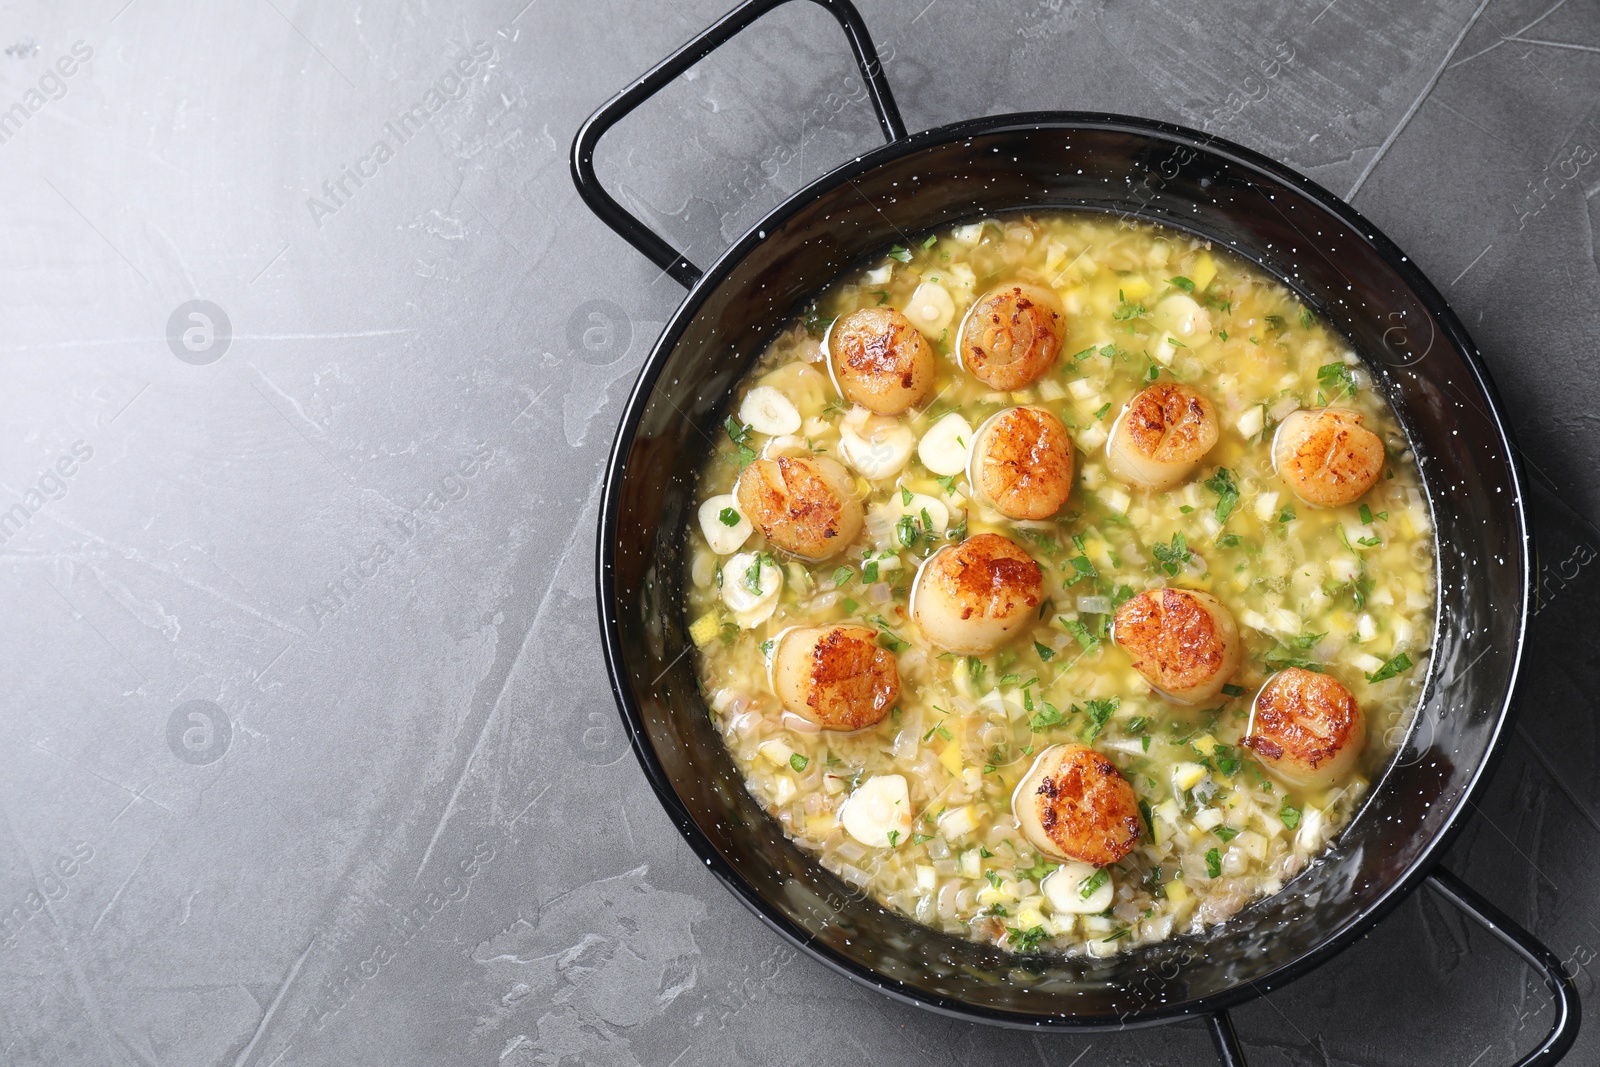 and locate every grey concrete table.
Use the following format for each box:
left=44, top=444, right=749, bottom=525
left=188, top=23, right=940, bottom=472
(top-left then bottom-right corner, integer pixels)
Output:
left=2, top=0, right=1598, bottom=1064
